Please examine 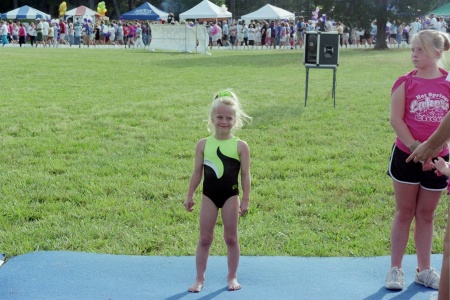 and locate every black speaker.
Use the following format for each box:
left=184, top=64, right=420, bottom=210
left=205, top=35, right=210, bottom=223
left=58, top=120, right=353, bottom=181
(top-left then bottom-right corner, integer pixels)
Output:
left=304, top=32, right=340, bottom=67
